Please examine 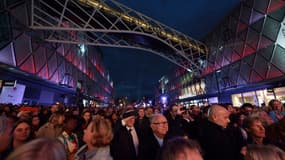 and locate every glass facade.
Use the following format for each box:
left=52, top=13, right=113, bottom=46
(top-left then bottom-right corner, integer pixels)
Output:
left=231, top=87, right=285, bottom=107
left=0, top=13, right=10, bottom=49
left=0, top=0, right=113, bottom=105
left=179, top=80, right=206, bottom=99
left=156, top=1, right=285, bottom=105
left=274, top=87, right=285, bottom=103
